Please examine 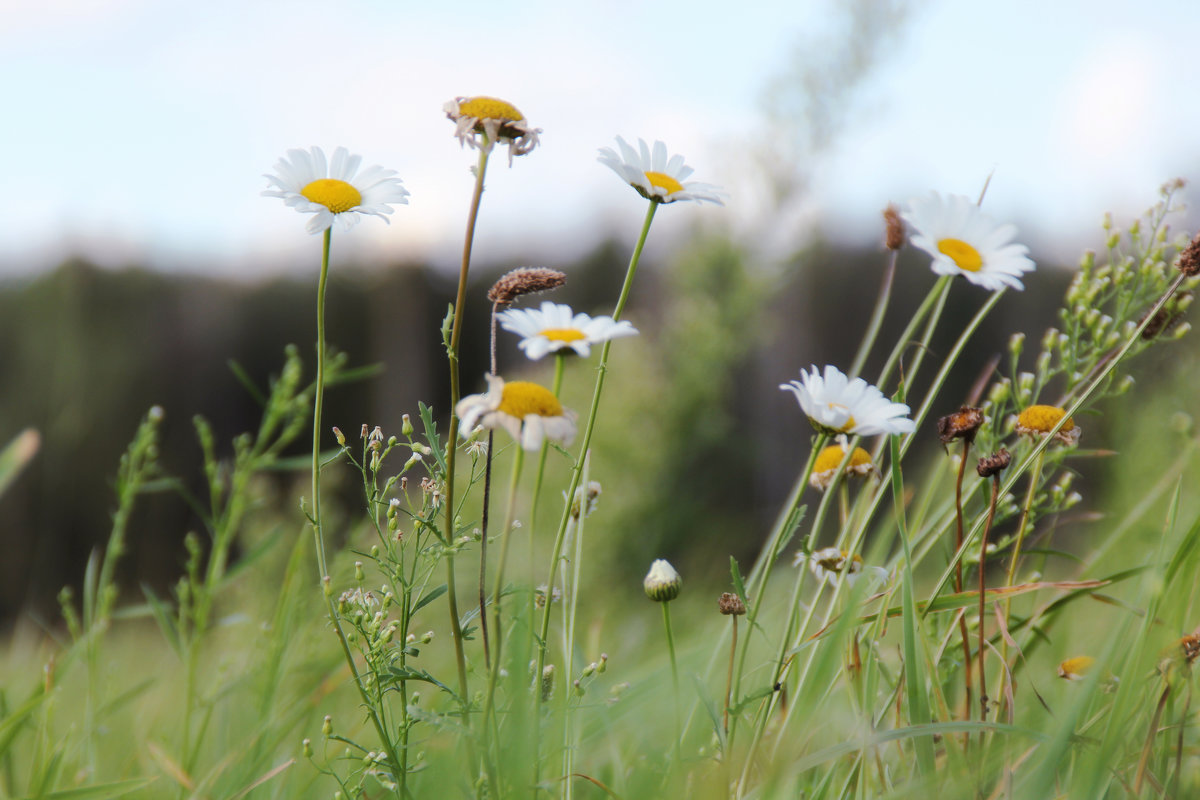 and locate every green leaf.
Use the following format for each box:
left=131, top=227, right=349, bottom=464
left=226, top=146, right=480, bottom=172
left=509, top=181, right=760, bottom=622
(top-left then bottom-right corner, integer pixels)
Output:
left=413, top=584, right=448, bottom=614
left=729, top=557, right=747, bottom=603
left=140, top=584, right=182, bottom=656
left=226, top=359, right=267, bottom=406
left=17, top=777, right=158, bottom=800
left=419, top=402, right=448, bottom=474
